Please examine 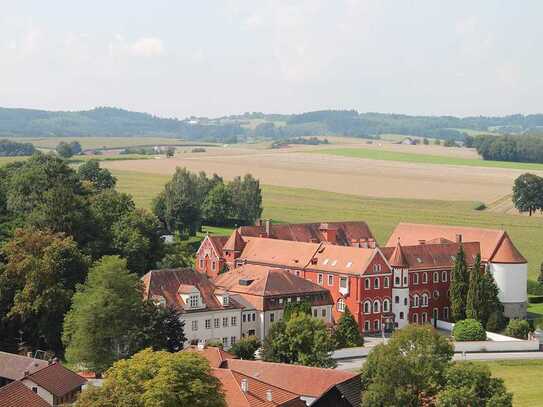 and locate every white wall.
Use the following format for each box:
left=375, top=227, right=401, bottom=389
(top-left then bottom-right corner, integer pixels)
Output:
left=182, top=309, right=242, bottom=349
left=22, top=379, right=54, bottom=405
left=392, top=267, right=409, bottom=329
left=489, top=263, right=527, bottom=303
